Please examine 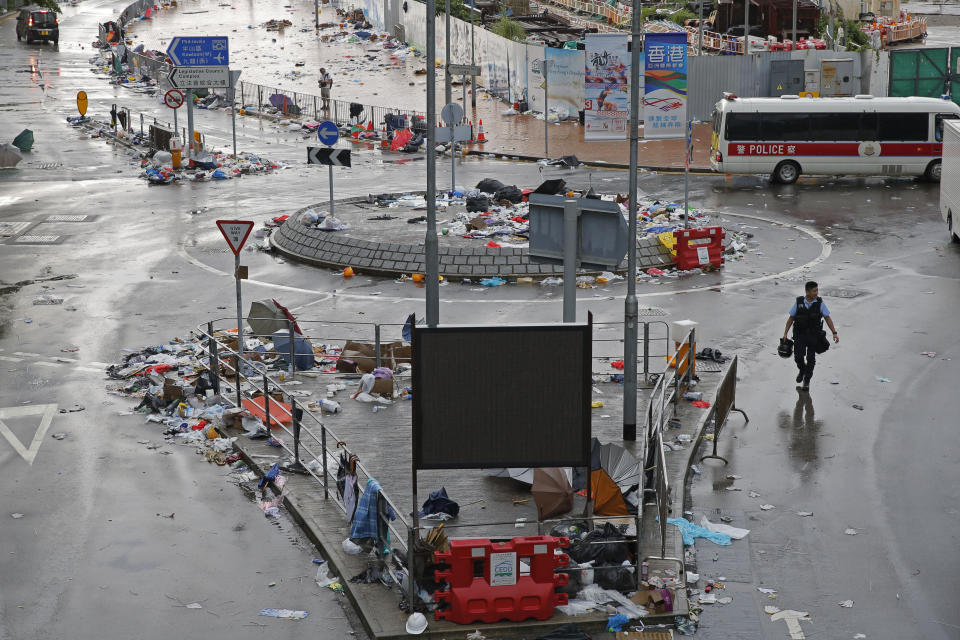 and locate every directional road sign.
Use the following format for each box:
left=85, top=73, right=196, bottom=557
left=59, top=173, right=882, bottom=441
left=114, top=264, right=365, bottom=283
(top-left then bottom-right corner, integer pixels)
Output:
left=316, top=121, right=339, bottom=146
left=307, top=147, right=351, bottom=167
left=447, top=63, right=481, bottom=76
left=166, top=36, right=229, bottom=66
left=164, top=89, right=184, bottom=109
left=216, top=220, right=255, bottom=255
left=168, top=66, right=230, bottom=89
